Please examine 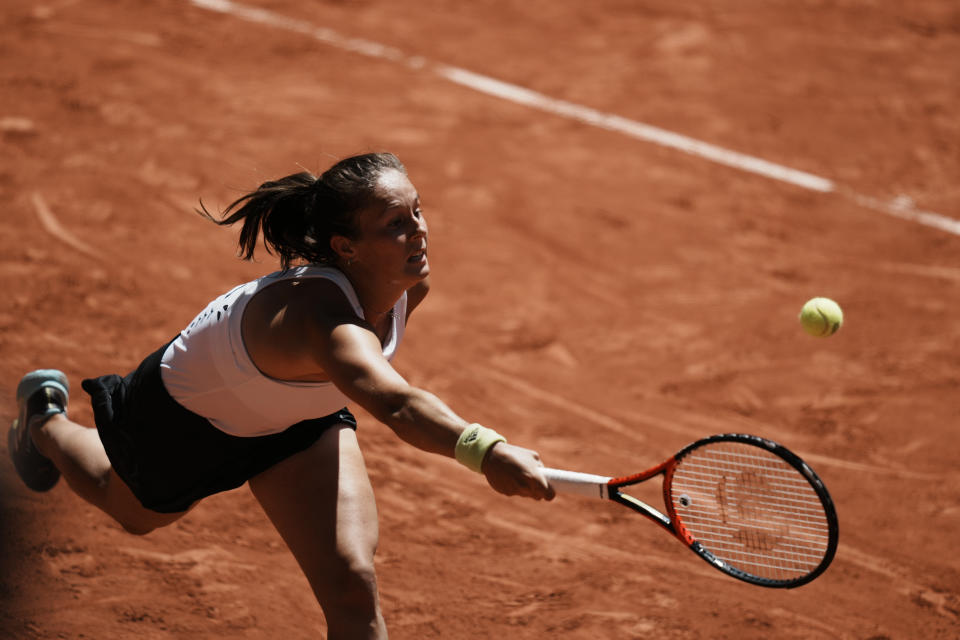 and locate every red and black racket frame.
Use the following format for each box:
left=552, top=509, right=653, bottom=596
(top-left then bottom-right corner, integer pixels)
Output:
left=604, top=433, right=840, bottom=588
